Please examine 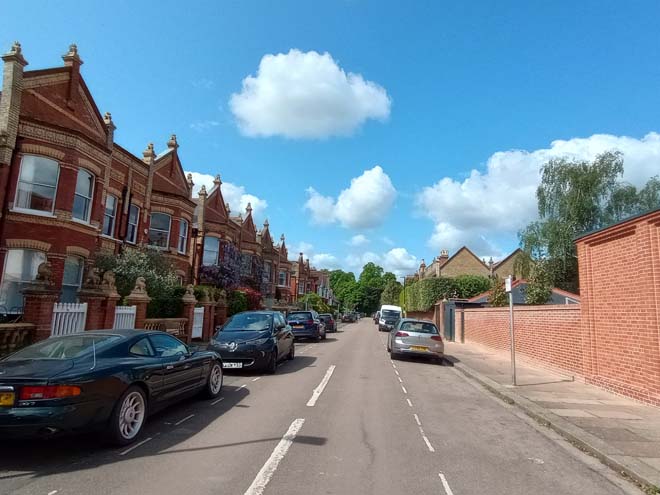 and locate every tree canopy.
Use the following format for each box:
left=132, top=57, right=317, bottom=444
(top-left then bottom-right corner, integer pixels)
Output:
left=519, top=151, right=659, bottom=292
left=329, top=264, right=398, bottom=314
